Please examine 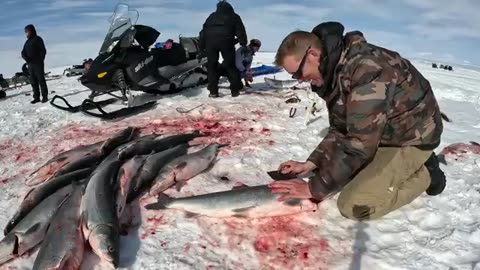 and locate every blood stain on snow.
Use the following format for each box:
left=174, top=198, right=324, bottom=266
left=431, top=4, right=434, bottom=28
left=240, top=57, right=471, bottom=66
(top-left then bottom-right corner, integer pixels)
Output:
left=215, top=214, right=334, bottom=270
